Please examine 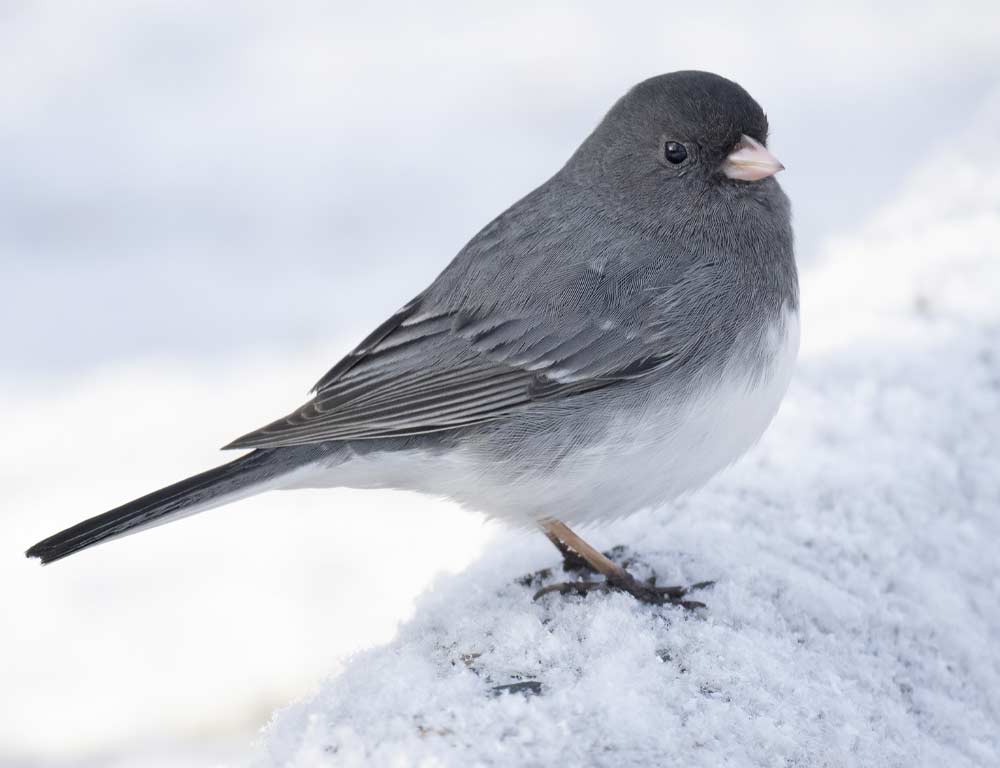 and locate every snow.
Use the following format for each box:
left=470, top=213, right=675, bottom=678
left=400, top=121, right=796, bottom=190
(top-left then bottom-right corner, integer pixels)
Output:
left=253, top=99, right=1000, bottom=767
